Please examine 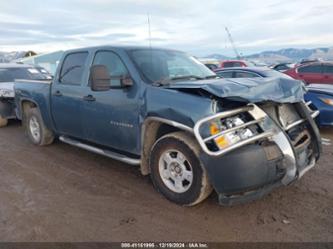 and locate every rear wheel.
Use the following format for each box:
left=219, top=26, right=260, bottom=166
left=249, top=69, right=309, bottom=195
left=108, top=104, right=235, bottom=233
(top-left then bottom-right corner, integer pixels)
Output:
left=24, top=107, right=54, bottom=146
left=0, top=116, right=8, bottom=127
left=150, top=132, right=212, bottom=206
